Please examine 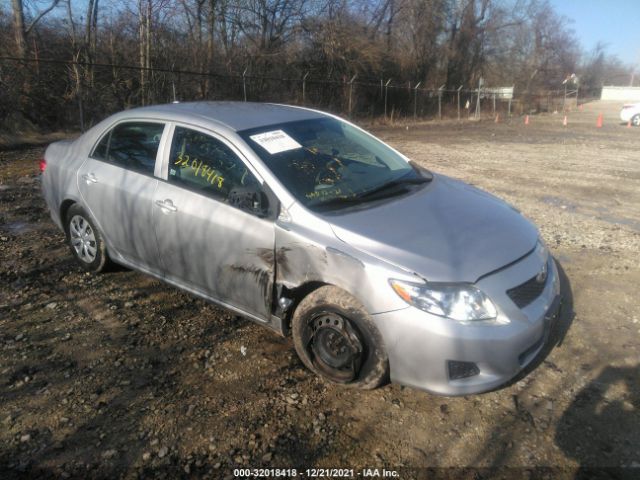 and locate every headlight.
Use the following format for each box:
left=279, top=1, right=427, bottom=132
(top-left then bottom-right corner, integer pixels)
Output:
left=535, top=238, right=550, bottom=264
left=389, top=280, right=497, bottom=322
